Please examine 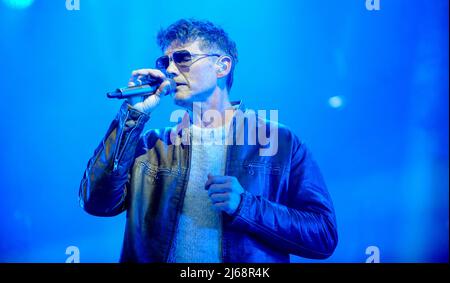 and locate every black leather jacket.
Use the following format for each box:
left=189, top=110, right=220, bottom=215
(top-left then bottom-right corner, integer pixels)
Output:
left=79, top=101, right=338, bottom=262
